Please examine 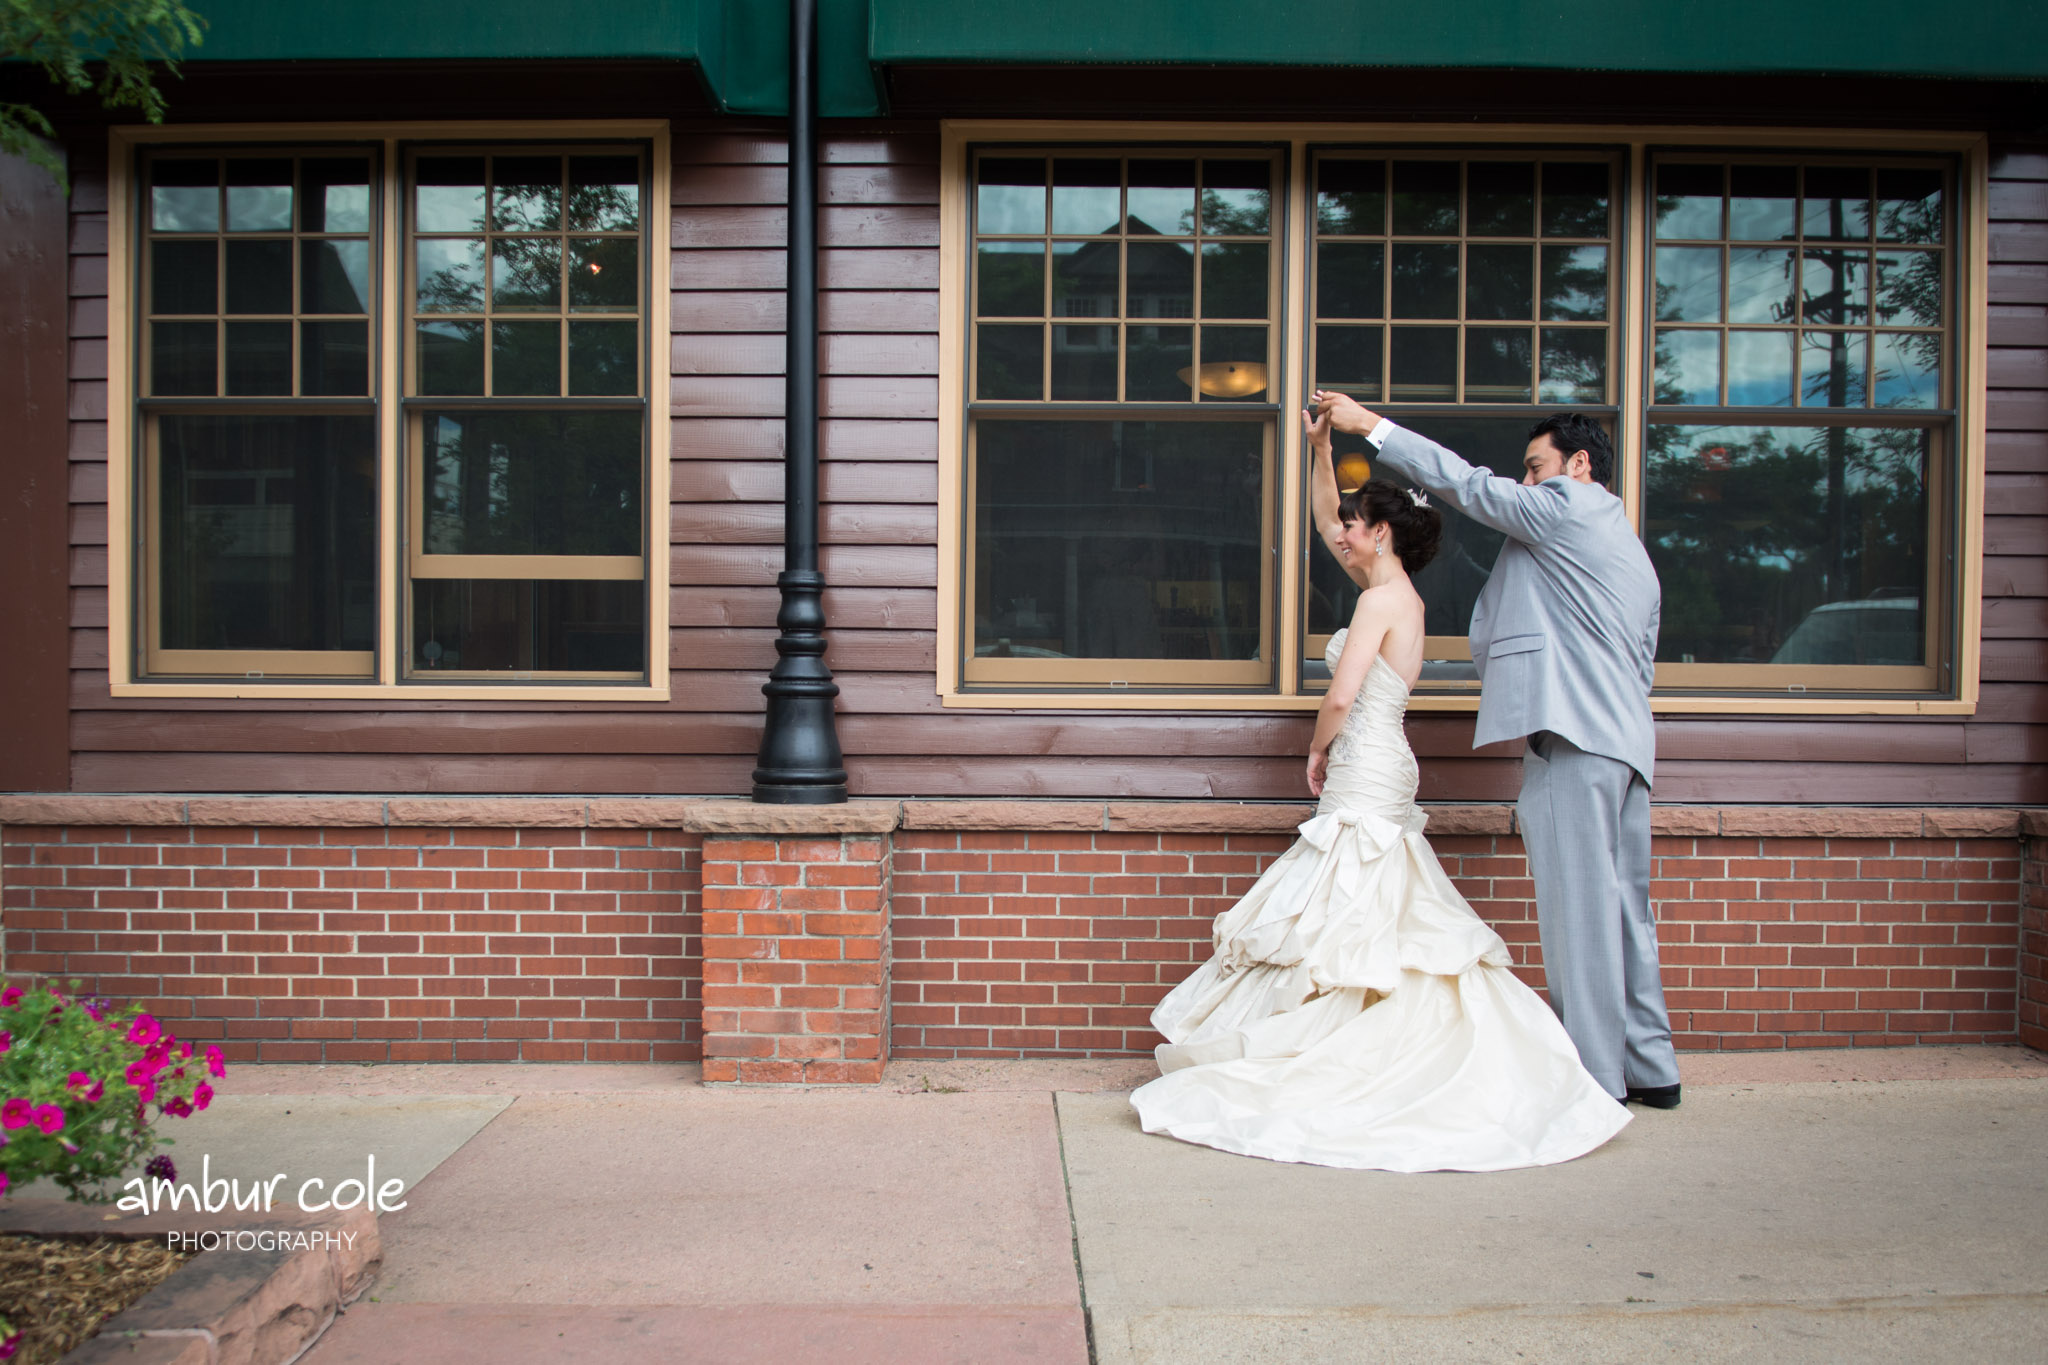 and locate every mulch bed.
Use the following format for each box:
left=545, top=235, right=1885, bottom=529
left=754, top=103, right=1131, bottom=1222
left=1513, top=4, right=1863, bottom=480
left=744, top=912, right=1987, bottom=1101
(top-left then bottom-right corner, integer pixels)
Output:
left=0, top=1233, right=195, bottom=1365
